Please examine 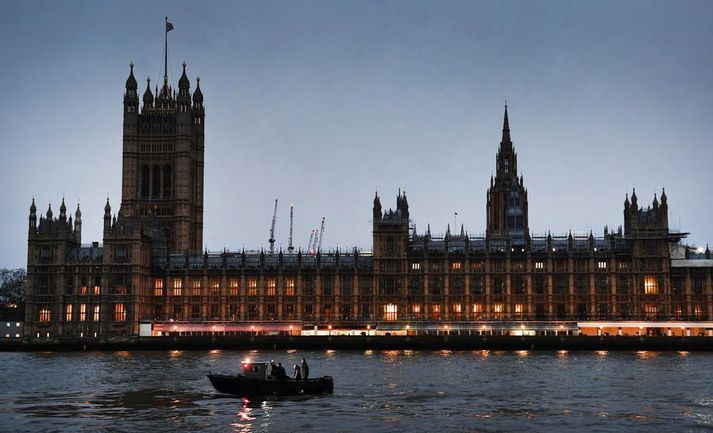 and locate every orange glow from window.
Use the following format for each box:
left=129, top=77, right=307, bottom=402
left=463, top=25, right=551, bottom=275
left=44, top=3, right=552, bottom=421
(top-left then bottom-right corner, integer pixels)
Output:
left=384, top=303, right=398, bottom=321
left=114, top=304, right=126, bottom=321
left=644, top=276, right=658, bottom=295
left=39, top=308, right=51, bottom=322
